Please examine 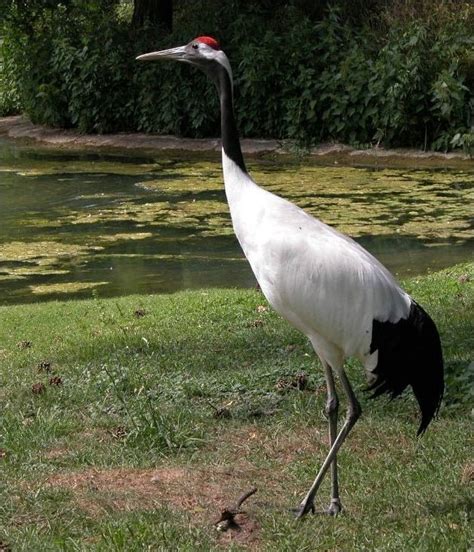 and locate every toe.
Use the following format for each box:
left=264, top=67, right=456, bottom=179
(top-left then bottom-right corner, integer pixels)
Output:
left=326, top=499, right=342, bottom=516
left=295, top=501, right=315, bottom=519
